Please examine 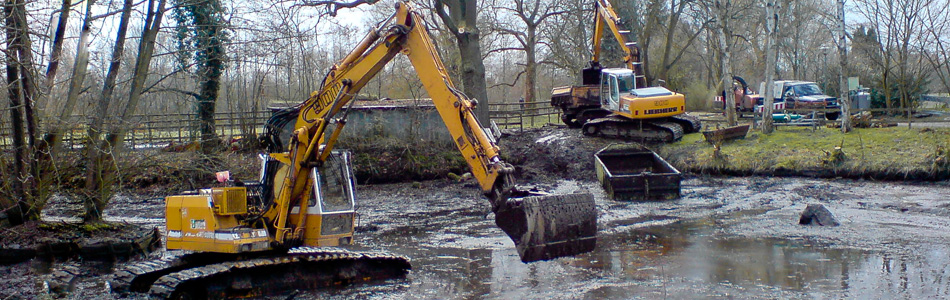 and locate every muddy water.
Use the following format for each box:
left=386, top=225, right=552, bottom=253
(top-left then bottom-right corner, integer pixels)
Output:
left=8, top=177, right=949, bottom=299
left=299, top=177, right=950, bottom=299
